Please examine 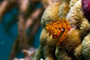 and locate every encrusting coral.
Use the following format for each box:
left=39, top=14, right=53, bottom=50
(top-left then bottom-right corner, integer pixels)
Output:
left=66, top=0, right=84, bottom=28
left=34, top=0, right=90, bottom=60
left=34, top=29, right=56, bottom=60
left=34, top=2, right=61, bottom=60
left=82, top=33, right=90, bottom=60
left=74, top=44, right=82, bottom=60
left=55, top=47, right=72, bottom=60
left=58, top=0, right=70, bottom=18
left=41, top=2, right=61, bottom=28
left=55, top=28, right=81, bottom=60
left=69, top=0, right=79, bottom=8
left=80, top=18, right=90, bottom=39
left=61, top=28, right=81, bottom=54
